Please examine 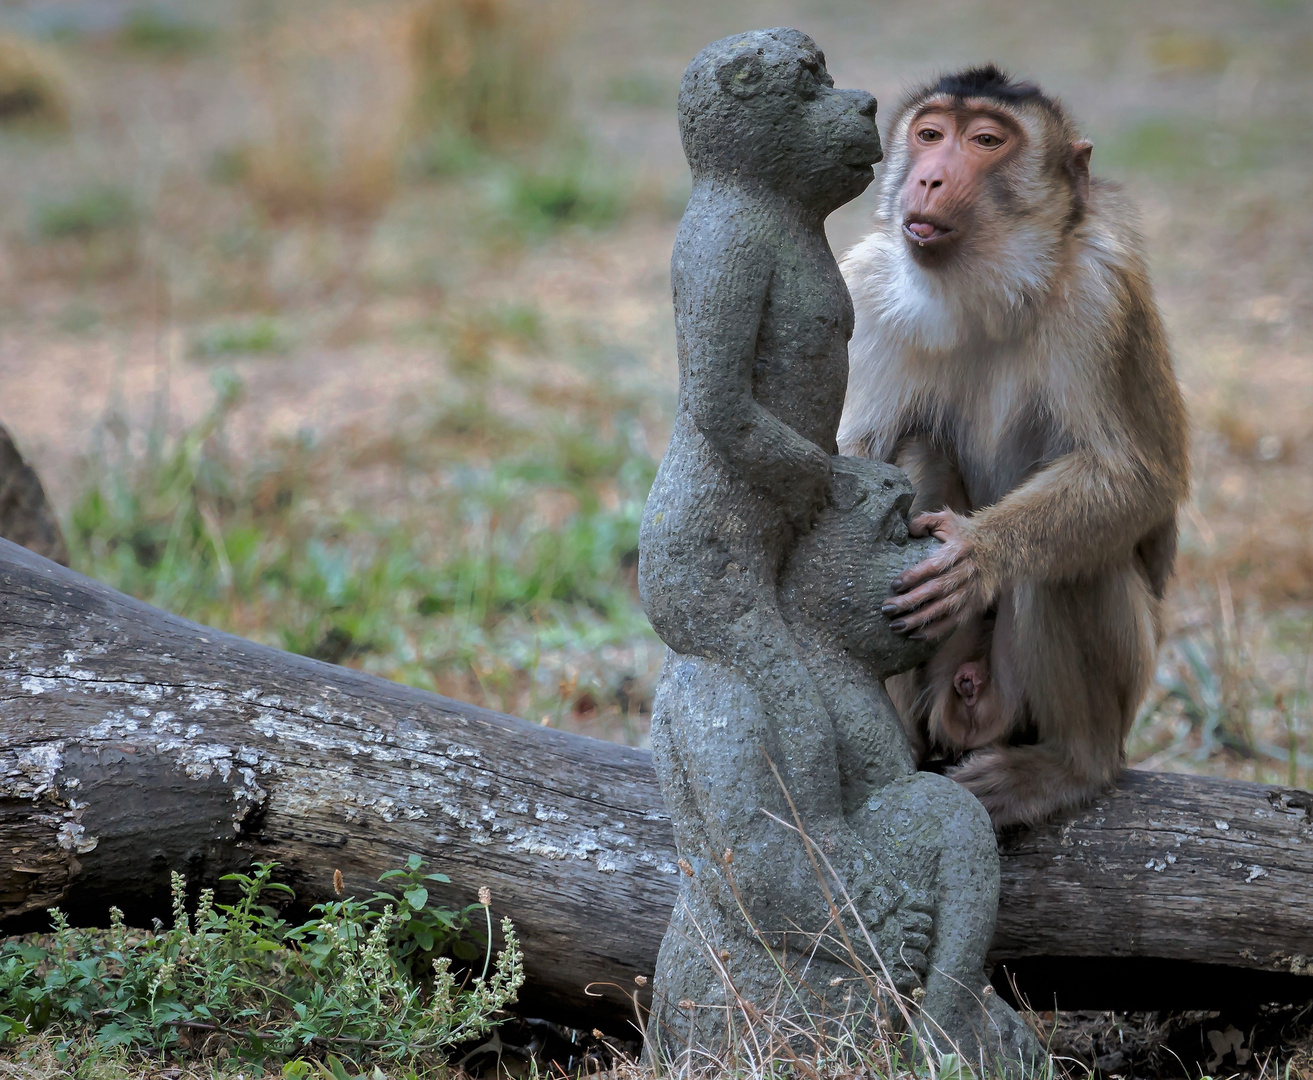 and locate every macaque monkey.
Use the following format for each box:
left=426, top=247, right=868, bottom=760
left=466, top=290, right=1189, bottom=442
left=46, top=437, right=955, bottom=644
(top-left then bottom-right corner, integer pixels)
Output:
left=838, top=66, right=1189, bottom=827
